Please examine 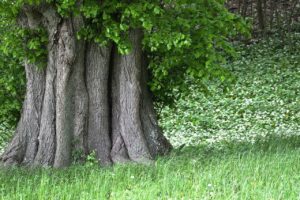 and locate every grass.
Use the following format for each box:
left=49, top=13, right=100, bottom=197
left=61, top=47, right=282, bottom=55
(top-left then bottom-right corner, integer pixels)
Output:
left=1, top=137, right=300, bottom=199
